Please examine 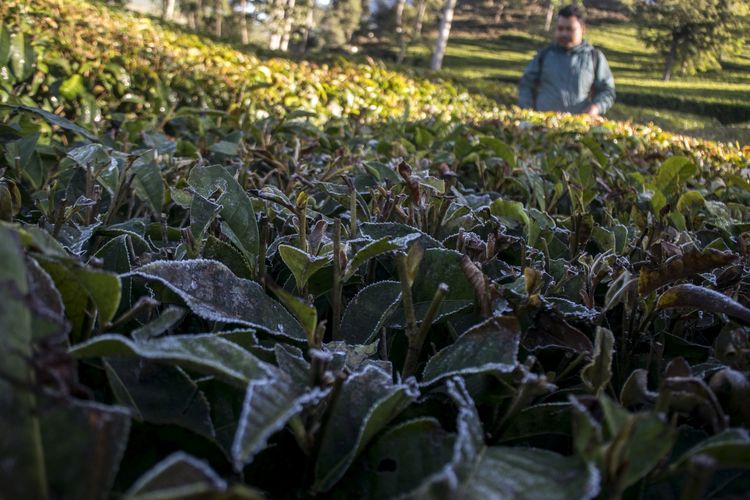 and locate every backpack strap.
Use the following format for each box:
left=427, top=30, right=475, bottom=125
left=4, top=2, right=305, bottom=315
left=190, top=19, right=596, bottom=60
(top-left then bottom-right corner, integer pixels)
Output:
left=589, top=46, right=601, bottom=101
